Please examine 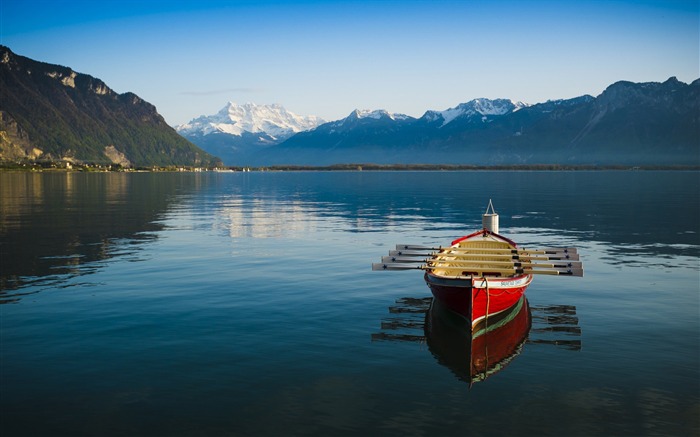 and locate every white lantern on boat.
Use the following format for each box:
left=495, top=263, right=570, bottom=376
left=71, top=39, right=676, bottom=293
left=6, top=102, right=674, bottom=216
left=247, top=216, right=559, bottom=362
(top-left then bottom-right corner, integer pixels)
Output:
left=482, top=199, right=499, bottom=233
